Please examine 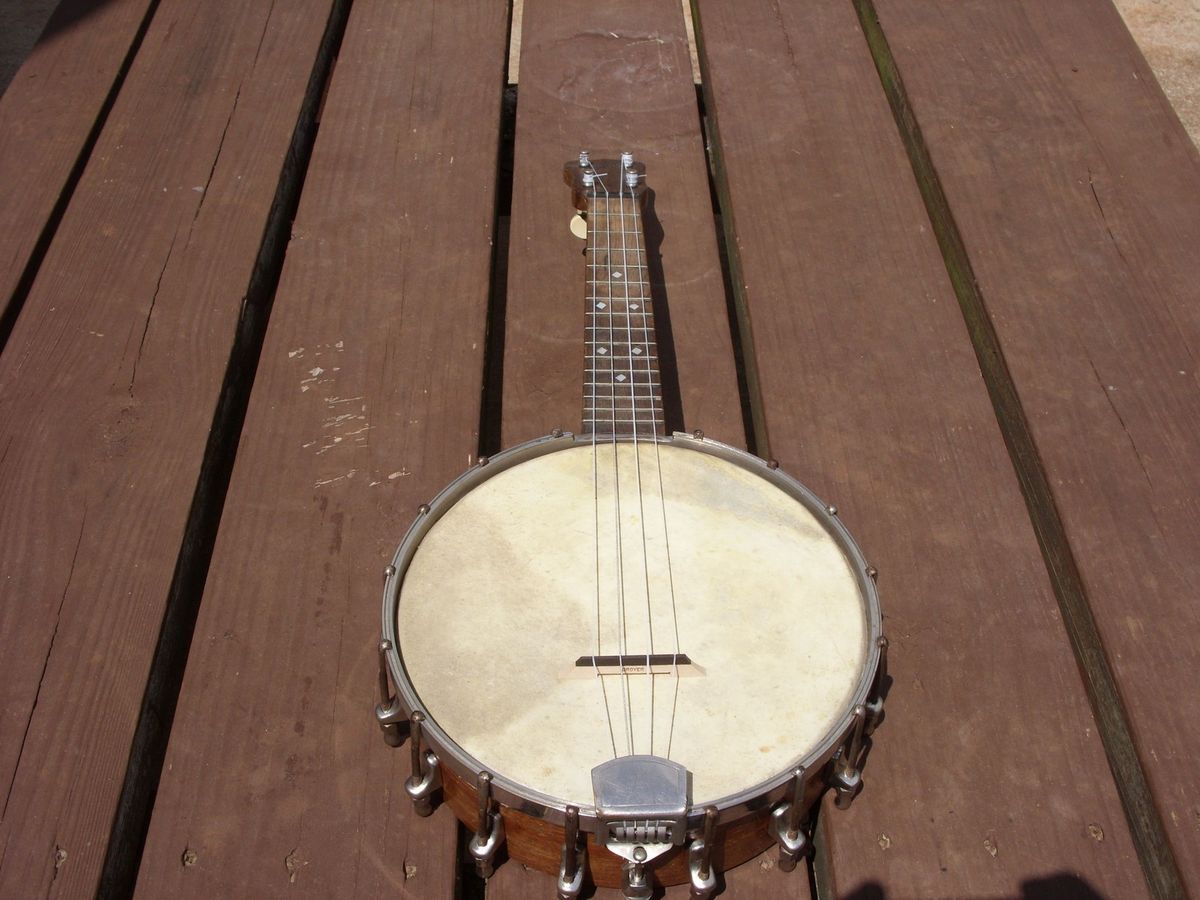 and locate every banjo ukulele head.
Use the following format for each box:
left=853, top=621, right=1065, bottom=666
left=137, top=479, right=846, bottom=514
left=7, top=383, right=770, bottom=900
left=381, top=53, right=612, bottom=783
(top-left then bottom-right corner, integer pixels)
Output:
left=376, top=155, right=886, bottom=897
